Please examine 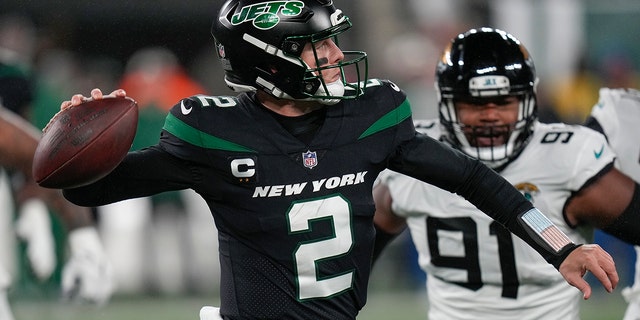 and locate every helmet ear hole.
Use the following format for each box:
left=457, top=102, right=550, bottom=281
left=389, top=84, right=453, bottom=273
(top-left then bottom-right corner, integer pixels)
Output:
left=302, top=80, right=320, bottom=94
left=283, top=40, right=305, bottom=55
